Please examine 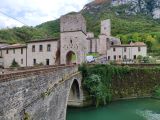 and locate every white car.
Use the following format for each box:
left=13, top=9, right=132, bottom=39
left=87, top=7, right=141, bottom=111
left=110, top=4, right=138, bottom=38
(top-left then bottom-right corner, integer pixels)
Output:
left=86, top=56, right=95, bottom=63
